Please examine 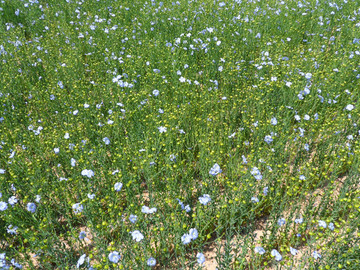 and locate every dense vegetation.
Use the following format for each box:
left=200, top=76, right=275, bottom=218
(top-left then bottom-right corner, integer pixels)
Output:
left=0, top=0, right=359, bottom=269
